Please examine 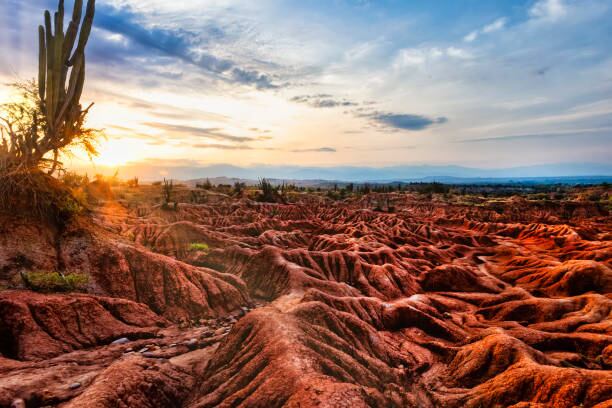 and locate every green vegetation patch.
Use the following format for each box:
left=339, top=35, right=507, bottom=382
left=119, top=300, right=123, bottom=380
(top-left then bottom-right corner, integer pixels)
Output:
left=189, top=242, right=210, bottom=252
left=21, top=271, right=89, bottom=293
